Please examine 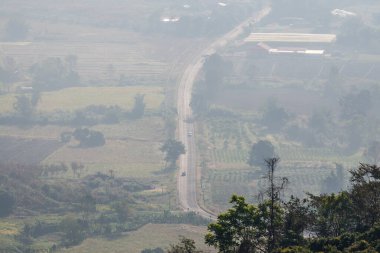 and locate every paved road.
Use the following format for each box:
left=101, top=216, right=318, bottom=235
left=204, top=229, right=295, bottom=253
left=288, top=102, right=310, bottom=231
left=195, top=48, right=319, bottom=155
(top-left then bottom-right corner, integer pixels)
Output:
left=176, top=7, right=271, bottom=220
